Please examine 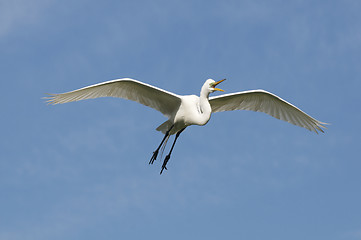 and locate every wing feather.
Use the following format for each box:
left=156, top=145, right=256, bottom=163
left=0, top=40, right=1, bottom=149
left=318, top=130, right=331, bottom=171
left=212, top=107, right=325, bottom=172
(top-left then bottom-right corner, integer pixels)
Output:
left=209, top=90, right=327, bottom=133
left=45, top=78, right=181, bottom=118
